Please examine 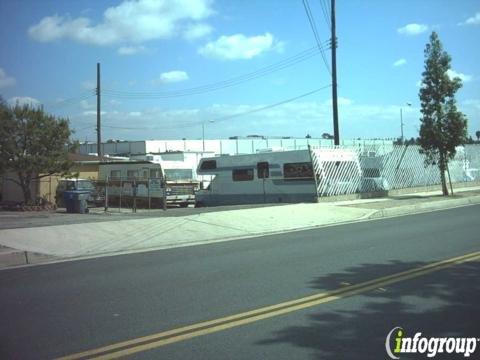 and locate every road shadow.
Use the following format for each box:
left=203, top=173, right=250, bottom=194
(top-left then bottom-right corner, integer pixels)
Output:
left=257, top=259, right=480, bottom=359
